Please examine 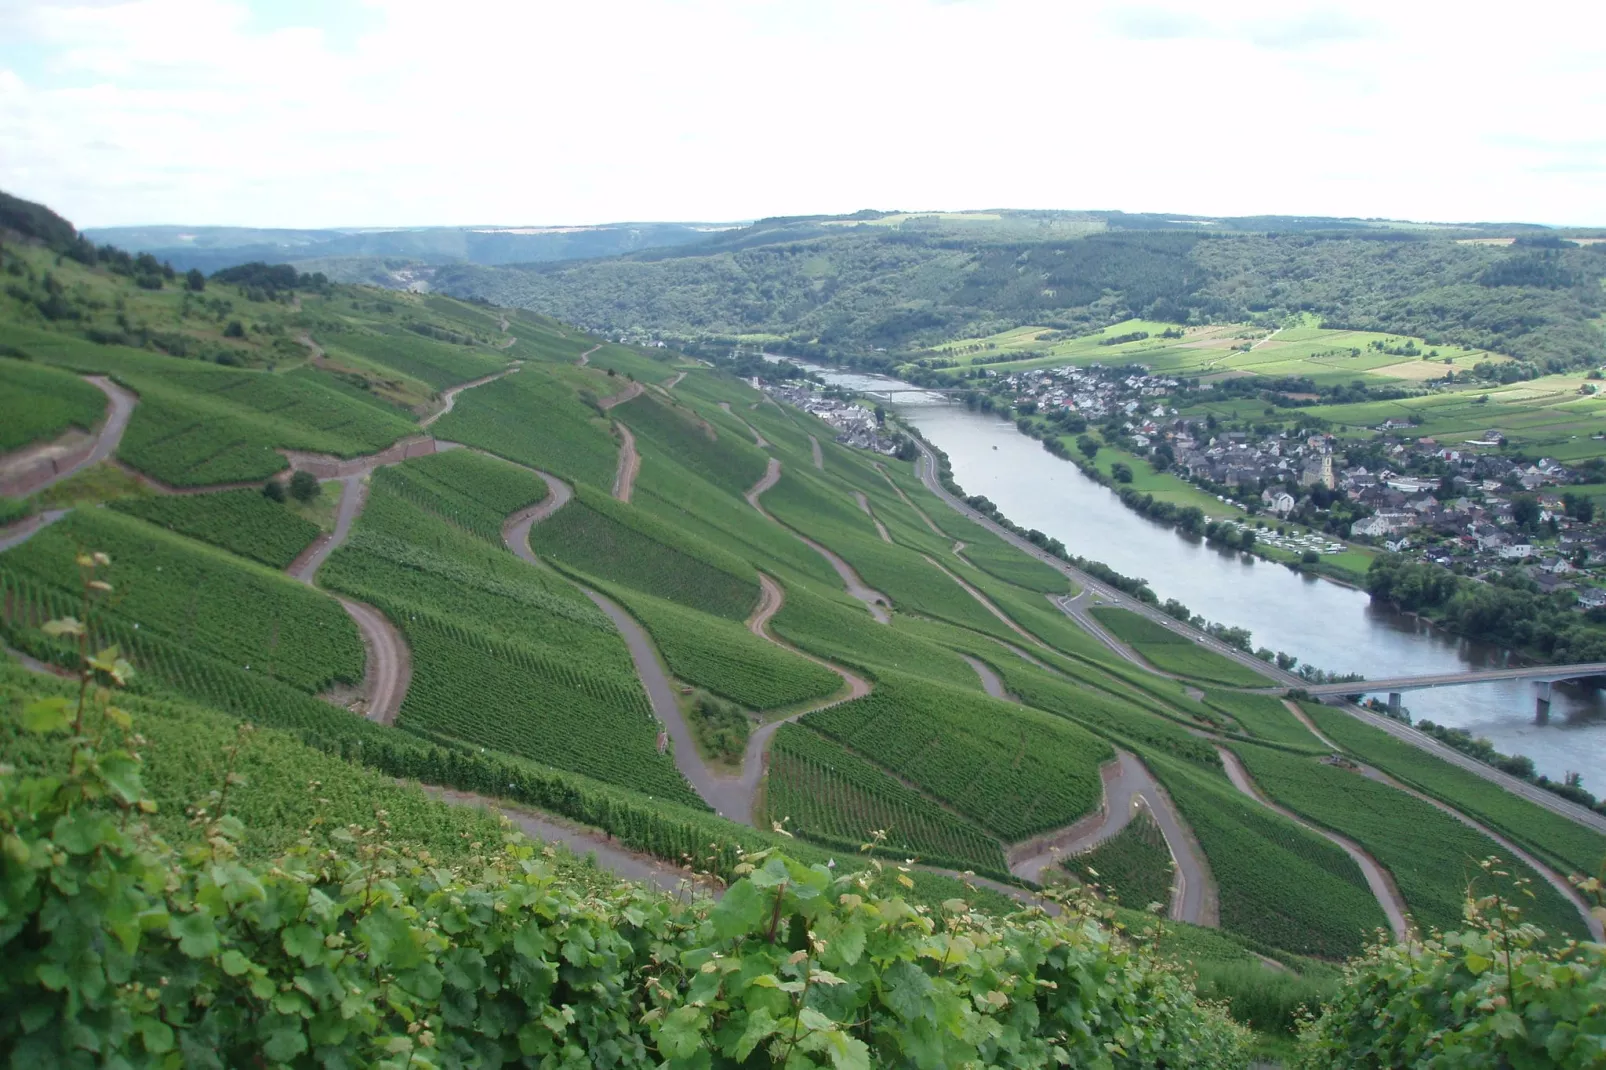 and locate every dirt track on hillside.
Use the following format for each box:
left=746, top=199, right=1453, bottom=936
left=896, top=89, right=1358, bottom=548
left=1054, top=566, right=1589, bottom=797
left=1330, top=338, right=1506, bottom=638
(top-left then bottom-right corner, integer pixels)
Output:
left=612, top=424, right=639, bottom=502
